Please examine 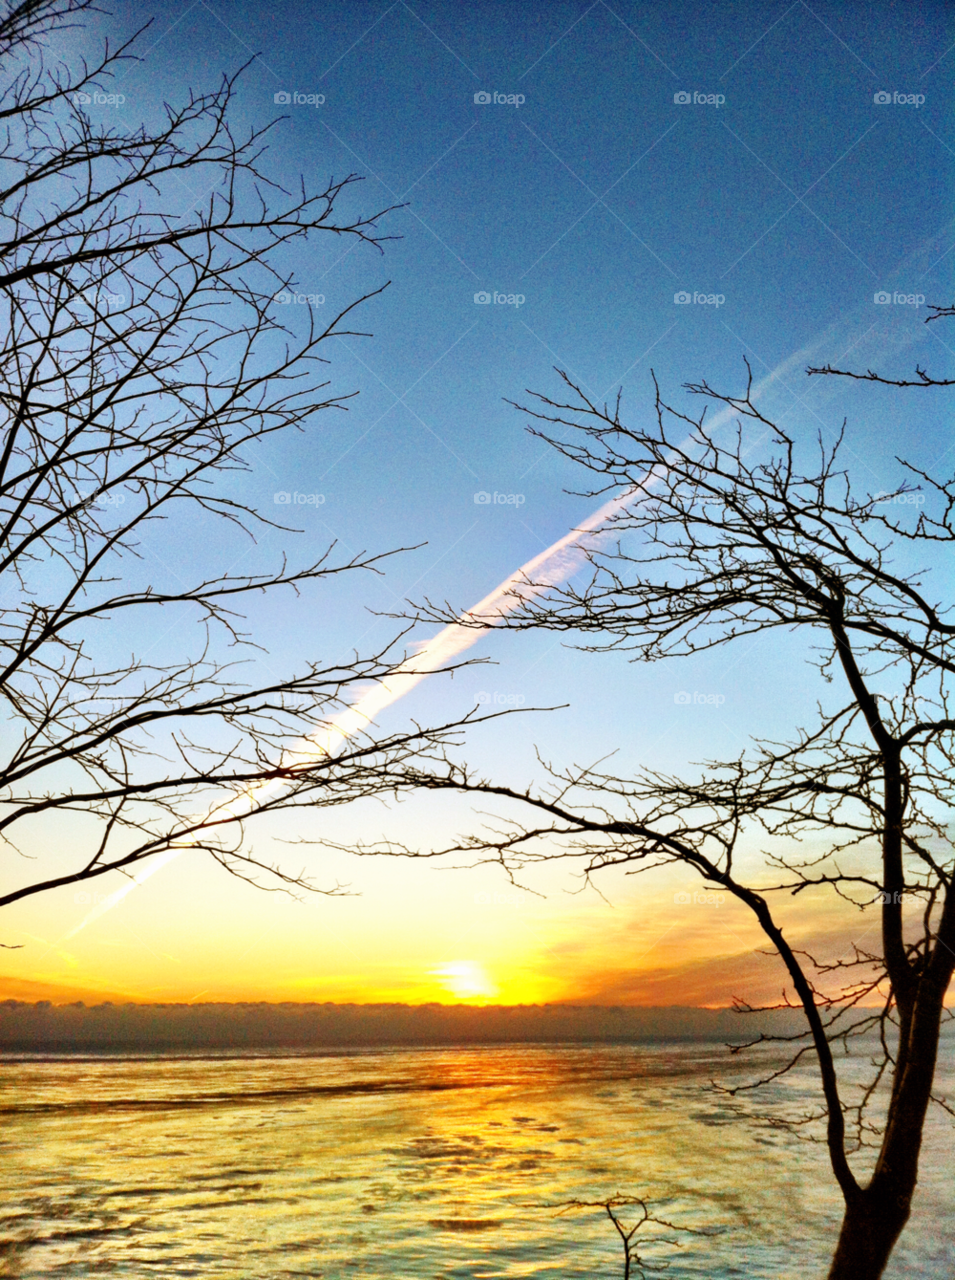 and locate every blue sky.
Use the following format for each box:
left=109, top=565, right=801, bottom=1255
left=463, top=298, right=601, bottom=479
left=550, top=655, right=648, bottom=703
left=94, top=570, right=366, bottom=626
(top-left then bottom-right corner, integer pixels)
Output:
left=142, top=0, right=954, bottom=776
left=5, top=0, right=954, bottom=1004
